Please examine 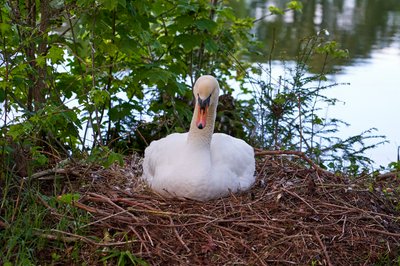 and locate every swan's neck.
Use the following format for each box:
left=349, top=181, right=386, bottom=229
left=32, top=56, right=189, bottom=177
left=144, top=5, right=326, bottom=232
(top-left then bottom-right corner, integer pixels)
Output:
left=187, top=102, right=217, bottom=148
